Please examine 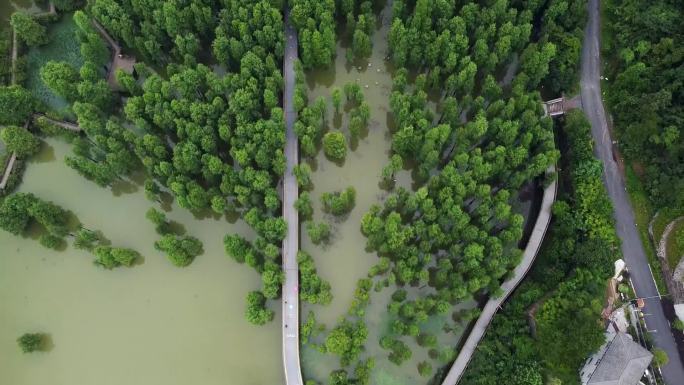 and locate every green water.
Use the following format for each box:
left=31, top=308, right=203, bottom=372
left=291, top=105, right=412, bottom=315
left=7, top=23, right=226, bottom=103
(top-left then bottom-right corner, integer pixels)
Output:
left=24, top=13, right=82, bottom=114
left=299, top=4, right=475, bottom=384
left=0, top=138, right=284, bottom=385
left=0, top=0, right=44, bottom=23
